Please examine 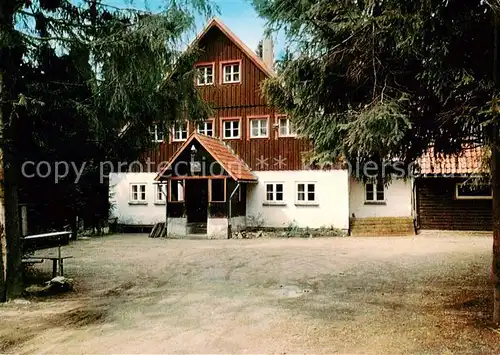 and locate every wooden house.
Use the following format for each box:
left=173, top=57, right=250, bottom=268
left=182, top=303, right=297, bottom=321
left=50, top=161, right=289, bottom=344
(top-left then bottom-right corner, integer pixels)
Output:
left=109, top=18, right=416, bottom=238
